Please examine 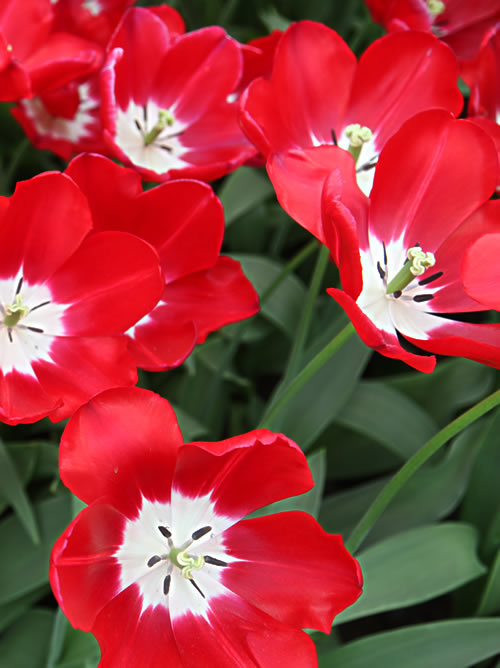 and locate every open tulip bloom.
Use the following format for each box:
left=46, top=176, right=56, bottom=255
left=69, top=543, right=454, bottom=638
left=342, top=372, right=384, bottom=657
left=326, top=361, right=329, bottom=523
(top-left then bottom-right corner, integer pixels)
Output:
left=240, top=20, right=462, bottom=241
left=320, top=110, right=500, bottom=373
left=64, top=153, right=259, bottom=370
left=0, top=171, right=163, bottom=424
left=100, top=7, right=256, bottom=182
left=50, top=387, right=362, bottom=667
